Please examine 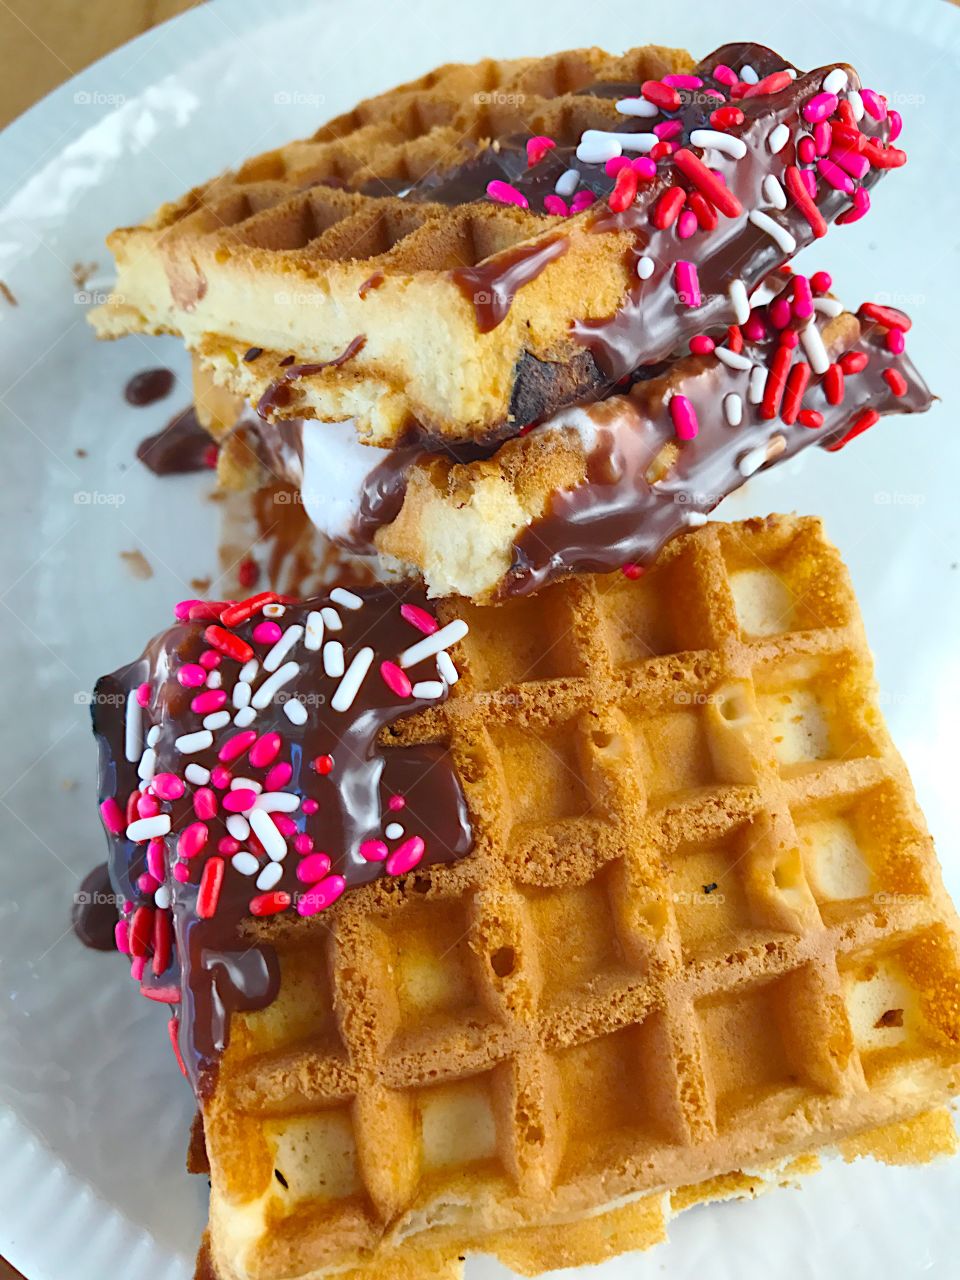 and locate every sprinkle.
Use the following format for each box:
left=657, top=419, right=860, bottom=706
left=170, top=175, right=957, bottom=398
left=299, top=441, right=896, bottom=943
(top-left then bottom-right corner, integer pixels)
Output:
left=205, top=670, right=222, bottom=690
left=147, top=838, right=166, bottom=882
left=672, top=149, right=743, bottom=217
left=670, top=395, right=699, bottom=441
left=886, top=328, right=905, bottom=354
left=250, top=891, right=292, bottom=917
left=781, top=362, right=811, bottom=425
left=239, top=659, right=259, bottom=683
left=129, top=906, right=153, bottom=957
left=883, top=368, right=908, bottom=397
left=412, top=680, right=445, bottom=699
left=799, top=320, right=830, bottom=374
left=135, top=682, right=151, bottom=708
left=297, top=875, right=346, bottom=916
left=723, top=393, right=743, bottom=426
left=284, top=699, right=308, bottom=725
left=748, top=209, right=797, bottom=254
left=196, top=858, right=224, bottom=919
left=743, top=314, right=767, bottom=343
left=712, top=64, right=738, bottom=87
left=813, top=121, right=833, bottom=157
left=555, top=168, right=581, bottom=197
left=115, top=920, right=130, bottom=954
left=399, top=619, right=469, bottom=669
left=304, top=611, right=324, bottom=650
left=193, top=787, right=218, bottom=820
left=265, top=763, right=293, bottom=791
left=830, top=146, right=870, bottom=180
left=608, top=165, right=639, bottom=213
left=256, top=861, right=284, bottom=892
left=137, top=749, right=157, bottom=783
left=652, top=185, right=685, bottom=230
left=860, top=302, right=911, bottom=332
left=689, top=335, right=715, bottom=356
left=762, top=174, right=787, bottom=210
left=251, top=661, right=299, bottom=709
left=784, top=166, right=827, bottom=238
left=137, top=793, right=159, bottom=818
left=836, top=187, right=871, bottom=226
left=817, top=158, right=854, bottom=195
left=577, top=130, right=622, bottom=164
left=321, top=607, right=342, bottom=632
left=632, top=156, right=657, bottom=180
left=147, top=726, right=161, bottom=747
left=226, top=814, right=250, bottom=841
left=677, top=209, right=698, bottom=239
left=748, top=365, right=768, bottom=405
left=177, top=821, right=209, bottom=859
left=172, top=862, right=190, bottom=883
left=710, top=105, right=744, bottom=129
left=232, top=851, right=259, bottom=876
left=761, top=345, right=792, bottom=419
left=654, top=119, right=683, bottom=141
left=359, top=839, right=389, bottom=862
left=211, top=765, right=232, bottom=789
left=253, top=792, right=300, bottom=813
left=233, top=681, right=251, bottom=709
left=487, top=179, right=528, bottom=209
left=192, top=689, right=227, bottom=716
left=294, top=854, right=330, bottom=886
left=177, top=664, right=206, bottom=689
left=262, top=603, right=286, bottom=619
left=641, top=78, right=681, bottom=111
left=526, top=135, right=556, bottom=166
left=803, top=92, right=839, bottom=124
left=385, top=823, right=405, bottom=840
left=740, top=63, right=759, bottom=85
left=715, top=345, right=752, bottom=372
left=203, top=625, right=253, bottom=664
left=824, top=363, right=845, bottom=406
left=100, top=797, right=125, bottom=834
left=218, top=729, right=258, bottom=763
left=323, top=641, right=345, bottom=678
left=249, top=809, right=287, bottom=861
left=331, top=647, right=375, bottom=712
left=689, top=128, right=747, bottom=160
left=252, top=620, right=282, bottom=646
left=154, top=886, right=171, bottom=911
left=738, top=443, right=771, bottom=477
left=386, top=836, right=425, bottom=877
left=302, top=799, right=319, bottom=815
left=768, top=123, right=790, bottom=153
left=826, top=407, right=880, bottom=452
left=123, top=692, right=142, bottom=764
left=674, top=261, right=701, bottom=308
left=888, top=109, right=903, bottom=142
left=615, top=97, right=658, bottom=118
left=234, top=707, right=257, bottom=728
left=126, top=815, right=171, bottom=842
left=231, top=776, right=261, bottom=793
left=330, top=587, right=363, bottom=611
left=437, top=651, right=459, bottom=685
left=543, top=195, right=569, bottom=216
left=636, top=256, right=655, bottom=280
left=220, top=592, right=279, bottom=628
left=792, top=275, right=814, bottom=320
left=823, top=68, right=849, bottom=95
left=388, top=795, right=406, bottom=811
left=860, top=88, right=887, bottom=121
left=381, top=661, right=412, bottom=698
left=728, top=280, right=750, bottom=324
left=798, top=408, right=824, bottom=429
left=223, top=789, right=258, bottom=813
left=263, top=625, right=303, bottom=673
left=248, top=732, right=282, bottom=769
left=312, top=754, right=334, bottom=775
left=175, top=730, right=213, bottom=755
